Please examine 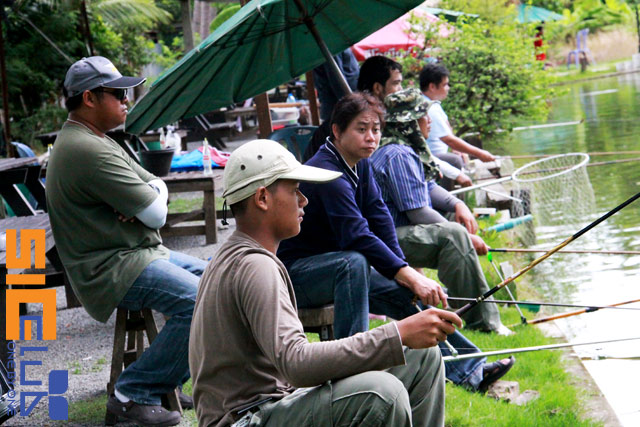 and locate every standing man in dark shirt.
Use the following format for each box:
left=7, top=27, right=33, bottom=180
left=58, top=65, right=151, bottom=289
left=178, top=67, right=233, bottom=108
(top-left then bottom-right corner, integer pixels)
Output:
left=313, top=48, right=360, bottom=122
